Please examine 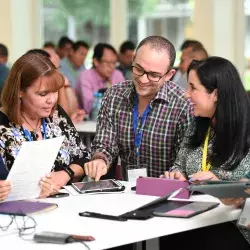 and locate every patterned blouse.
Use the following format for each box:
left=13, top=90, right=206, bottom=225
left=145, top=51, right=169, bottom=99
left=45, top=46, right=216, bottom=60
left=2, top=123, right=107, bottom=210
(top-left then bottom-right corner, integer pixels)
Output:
left=0, top=105, right=90, bottom=179
left=172, top=119, right=250, bottom=244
